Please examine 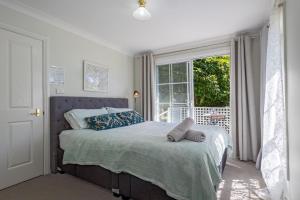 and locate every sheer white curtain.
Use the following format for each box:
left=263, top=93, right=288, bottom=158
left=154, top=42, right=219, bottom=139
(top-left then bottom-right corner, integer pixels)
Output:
left=261, top=5, right=288, bottom=200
